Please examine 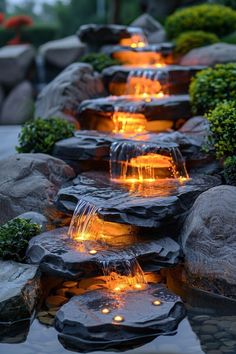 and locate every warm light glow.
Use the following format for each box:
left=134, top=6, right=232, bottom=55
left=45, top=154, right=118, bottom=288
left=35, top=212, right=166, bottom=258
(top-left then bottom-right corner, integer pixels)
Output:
left=112, top=112, right=147, bottom=134
left=152, top=299, right=162, bottom=306
left=101, top=308, right=110, bottom=314
left=126, top=76, right=163, bottom=97
left=113, top=50, right=167, bottom=66
left=89, top=249, right=97, bottom=255
left=113, top=315, right=124, bottom=323
left=120, top=34, right=147, bottom=48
